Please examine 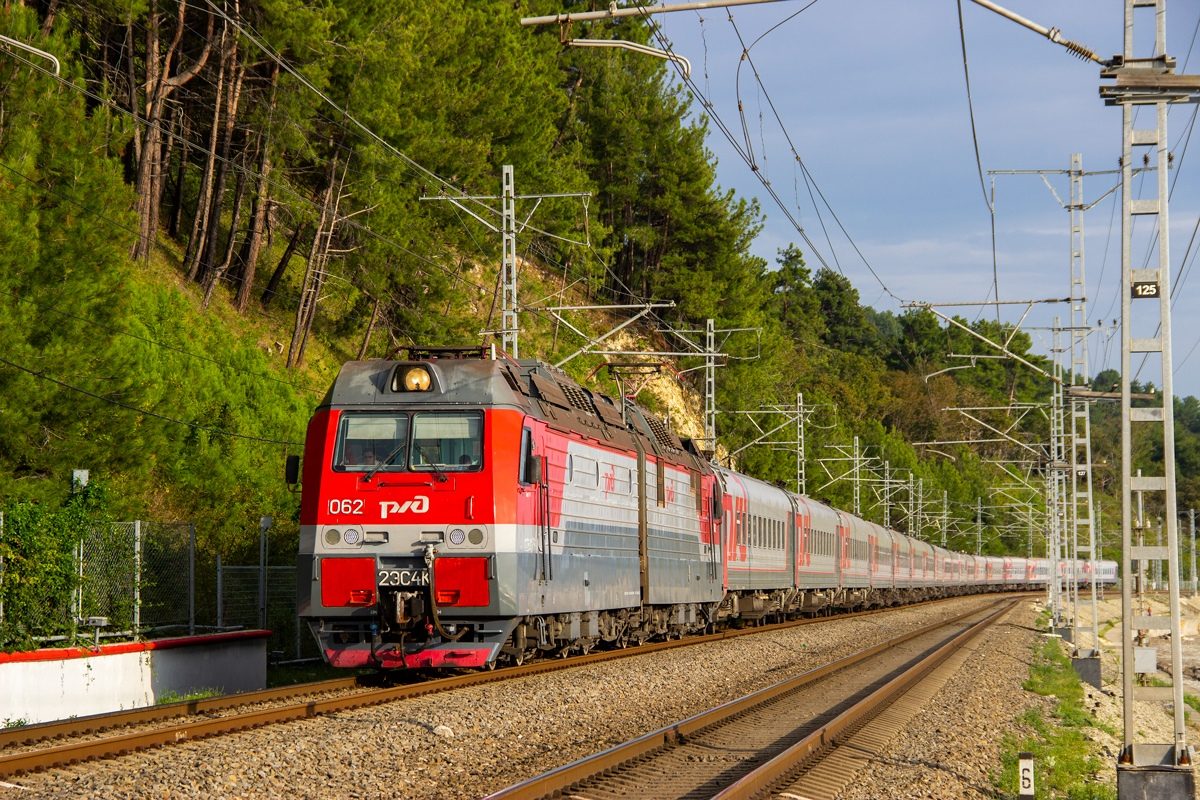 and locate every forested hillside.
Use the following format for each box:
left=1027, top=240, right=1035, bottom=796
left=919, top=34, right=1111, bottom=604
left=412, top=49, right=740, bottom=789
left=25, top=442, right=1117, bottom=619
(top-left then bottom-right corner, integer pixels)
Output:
left=0, top=0, right=1193, bottom=568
